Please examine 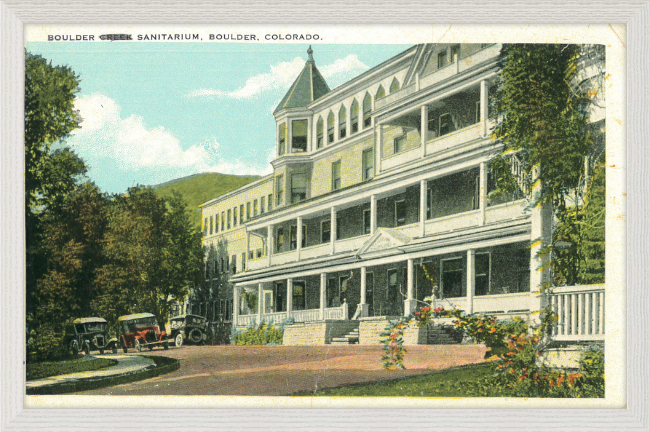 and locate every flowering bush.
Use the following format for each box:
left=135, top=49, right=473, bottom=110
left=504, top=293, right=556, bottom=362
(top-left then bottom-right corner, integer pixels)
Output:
left=233, top=321, right=283, bottom=345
